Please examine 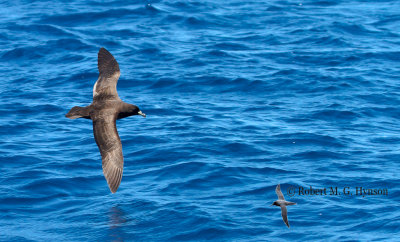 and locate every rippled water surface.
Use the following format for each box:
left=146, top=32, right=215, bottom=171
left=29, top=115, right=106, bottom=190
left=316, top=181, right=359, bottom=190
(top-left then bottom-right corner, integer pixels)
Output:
left=1, top=0, right=400, bottom=241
